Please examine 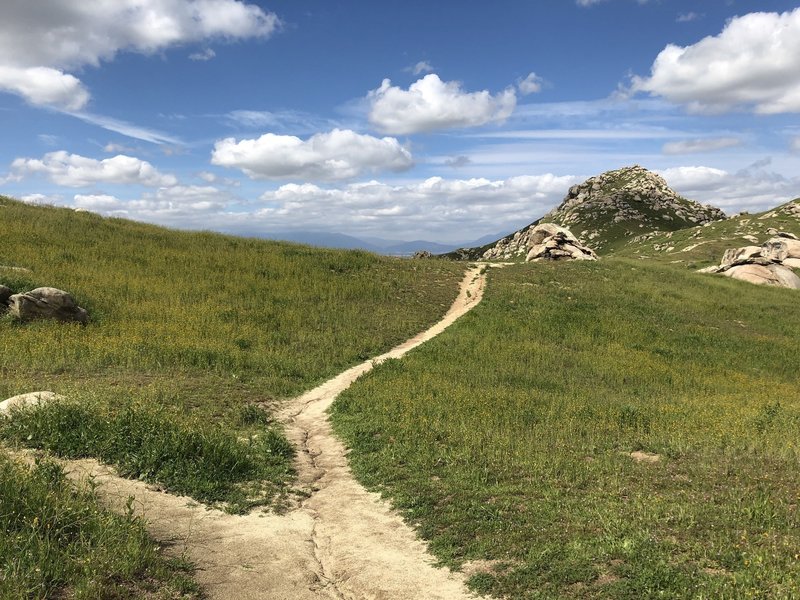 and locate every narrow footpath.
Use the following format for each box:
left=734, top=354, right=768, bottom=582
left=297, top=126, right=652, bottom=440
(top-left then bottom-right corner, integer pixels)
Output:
left=63, top=264, right=493, bottom=600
